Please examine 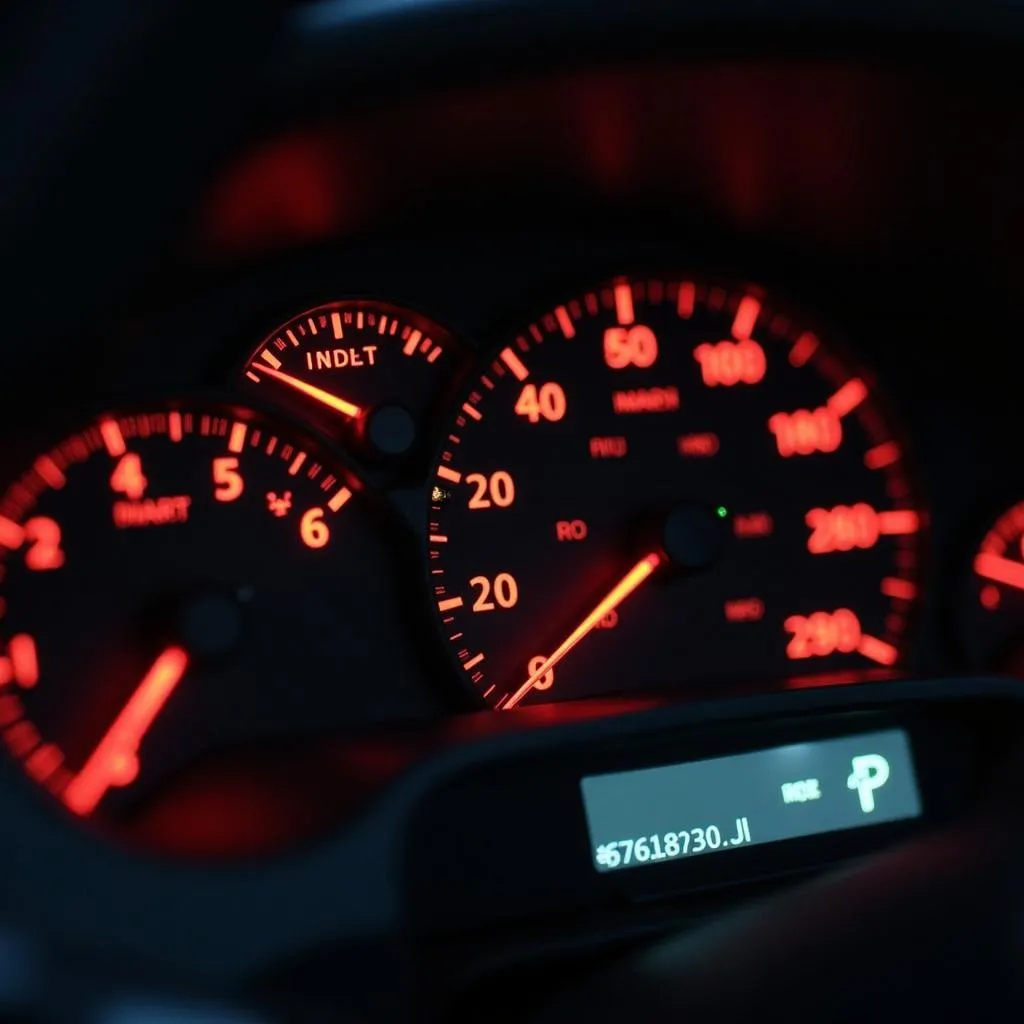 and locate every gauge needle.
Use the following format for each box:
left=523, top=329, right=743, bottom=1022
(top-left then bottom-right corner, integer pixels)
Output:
left=252, top=364, right=362, bottom=419
left=500, top=552, right=663, bottom=711
left=974, top=552, right=1024, bottom=591
left=63, top=646, right=189, bottom=816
